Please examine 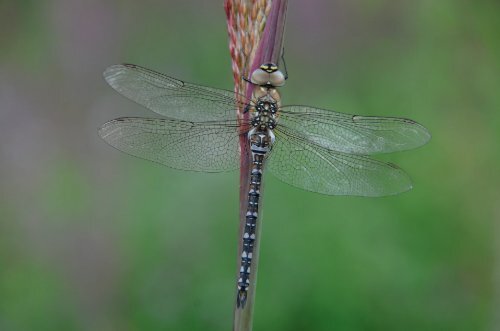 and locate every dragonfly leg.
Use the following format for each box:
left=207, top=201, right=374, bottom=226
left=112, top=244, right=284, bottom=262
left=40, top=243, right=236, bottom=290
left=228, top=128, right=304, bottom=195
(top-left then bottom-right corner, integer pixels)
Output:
left=280, top=48, right=289, bottom=80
